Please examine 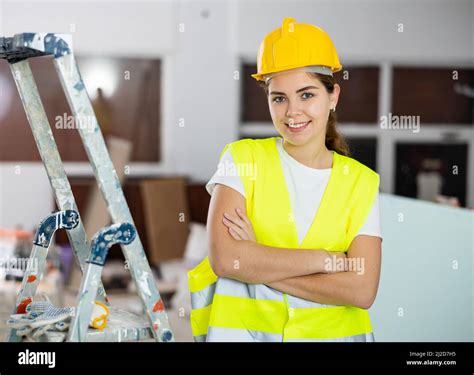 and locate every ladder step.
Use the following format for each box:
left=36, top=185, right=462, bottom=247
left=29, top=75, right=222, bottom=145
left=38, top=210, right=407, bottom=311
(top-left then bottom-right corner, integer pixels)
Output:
left=28, top=308, right=154, bottom=342
left=86, top=308, right=154, bottom=342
